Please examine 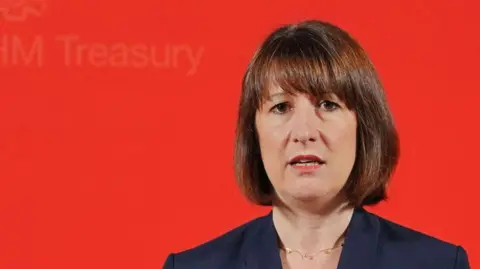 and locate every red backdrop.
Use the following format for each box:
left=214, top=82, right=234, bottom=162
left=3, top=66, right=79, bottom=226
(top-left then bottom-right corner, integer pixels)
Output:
left=1, top=0, right=479, bottom=268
